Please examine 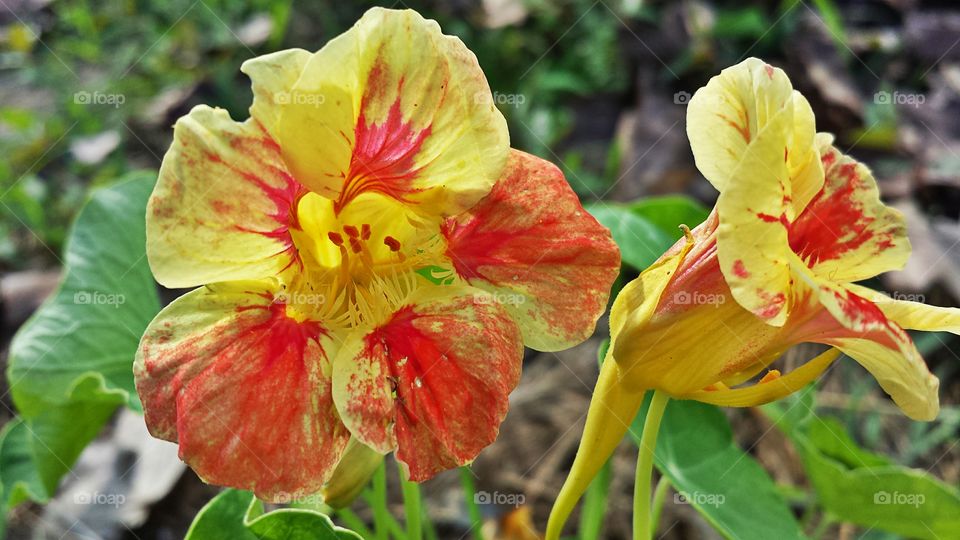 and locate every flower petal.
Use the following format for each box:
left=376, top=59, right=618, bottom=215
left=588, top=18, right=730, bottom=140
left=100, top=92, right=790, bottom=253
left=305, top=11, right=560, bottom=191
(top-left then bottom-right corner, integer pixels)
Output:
left=715, top=104, right=796, bottom=325
left=789, top=135, right=910, bottom=281
left=149, top=106, right=303, bottom=288
left=847, top=284, right=960, bottom=334
left=792, top=269, right=939, bottom=421
left=276, top=7, right=508, bottom=216
left=687, top=57, right=821, bottom=208
left=240, top=48, right=311, bottom=139
left=441, top=150, right=621, bottom=351
left=134, top=281, right=349, bottom=500
left=331, top=285, right=522, bottom=481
